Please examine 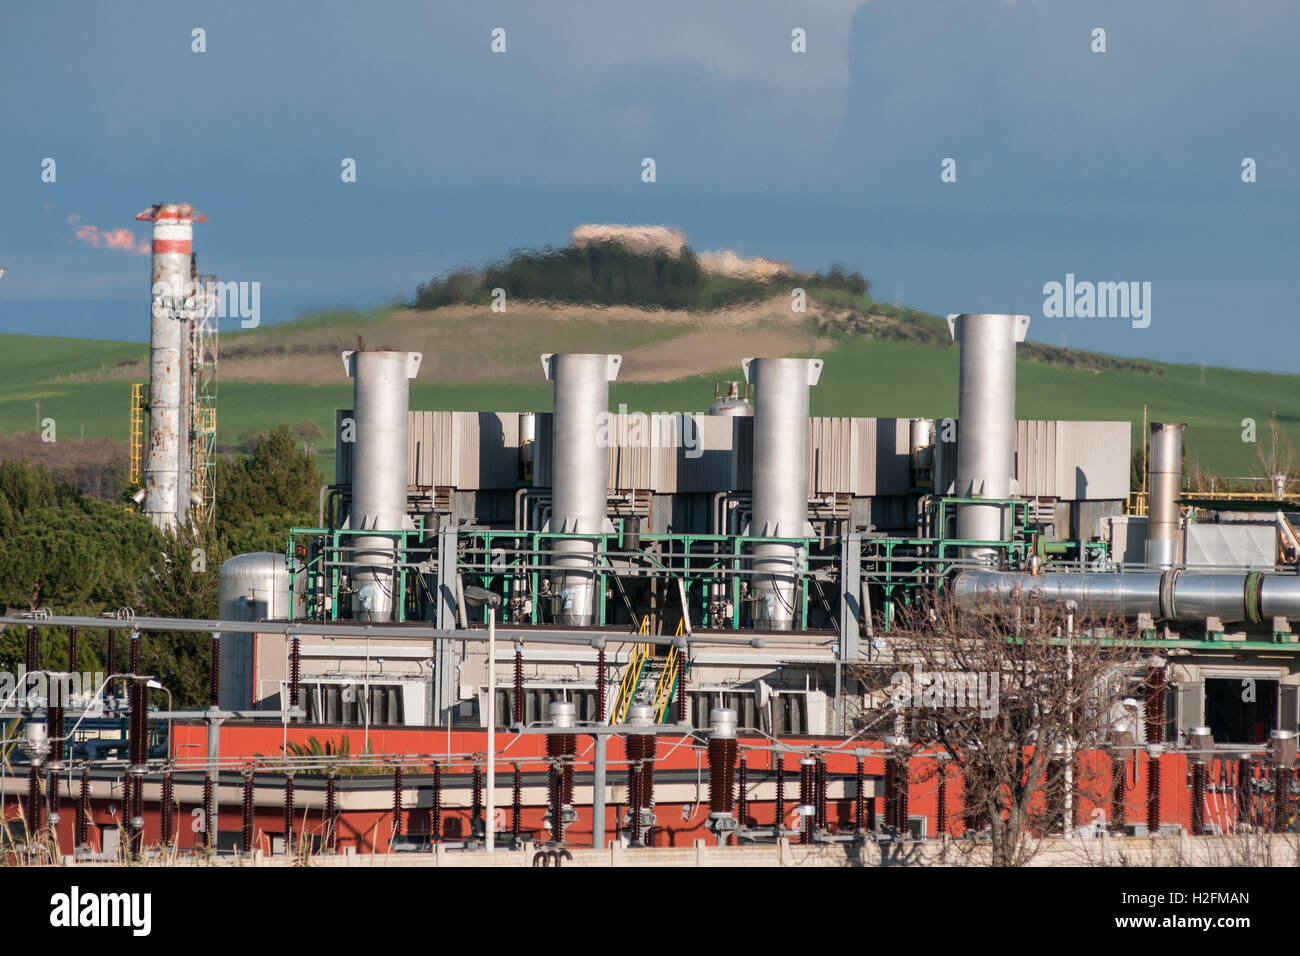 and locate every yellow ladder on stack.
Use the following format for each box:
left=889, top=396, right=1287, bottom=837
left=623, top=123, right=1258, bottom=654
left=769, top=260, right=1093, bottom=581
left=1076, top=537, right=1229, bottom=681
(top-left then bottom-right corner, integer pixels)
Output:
left=128, top=383, right=146, bottom=487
